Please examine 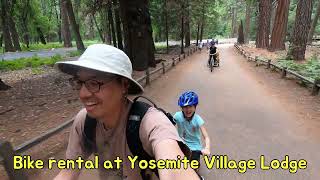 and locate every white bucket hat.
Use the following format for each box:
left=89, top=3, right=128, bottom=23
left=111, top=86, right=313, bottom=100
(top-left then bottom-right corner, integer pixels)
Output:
left=54, top=44, right=144, bottom=95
